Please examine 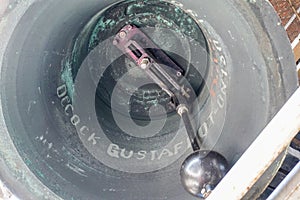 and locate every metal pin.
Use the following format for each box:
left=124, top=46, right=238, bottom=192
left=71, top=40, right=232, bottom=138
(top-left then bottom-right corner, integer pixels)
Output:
left=113, top=40, right=118, bottom=45
left=140, top=58, right=150, bottom=69
left=119, top=31, right=127, bottom=39
left=177, top=104, right=188, bottom=116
